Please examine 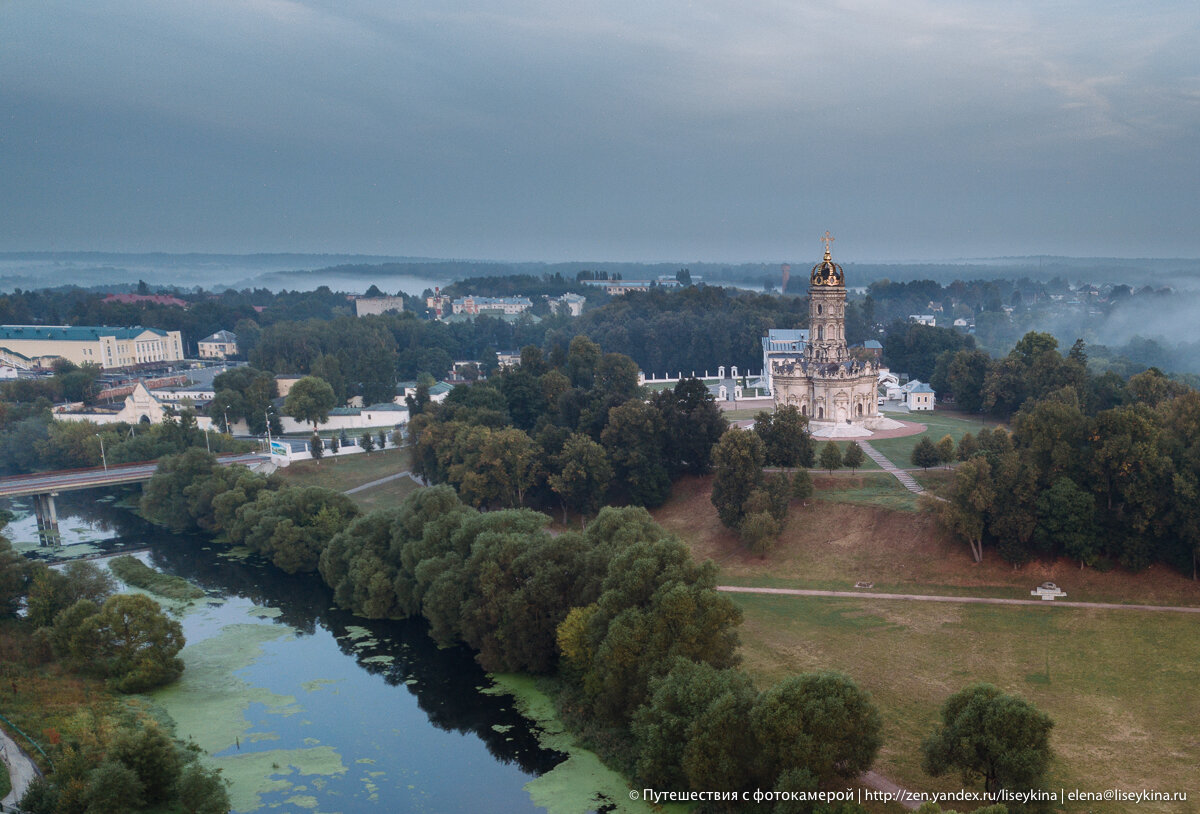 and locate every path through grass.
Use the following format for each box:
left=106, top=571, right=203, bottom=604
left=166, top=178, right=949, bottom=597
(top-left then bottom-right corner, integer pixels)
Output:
left=733, top=592, right=1200, bottom=813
